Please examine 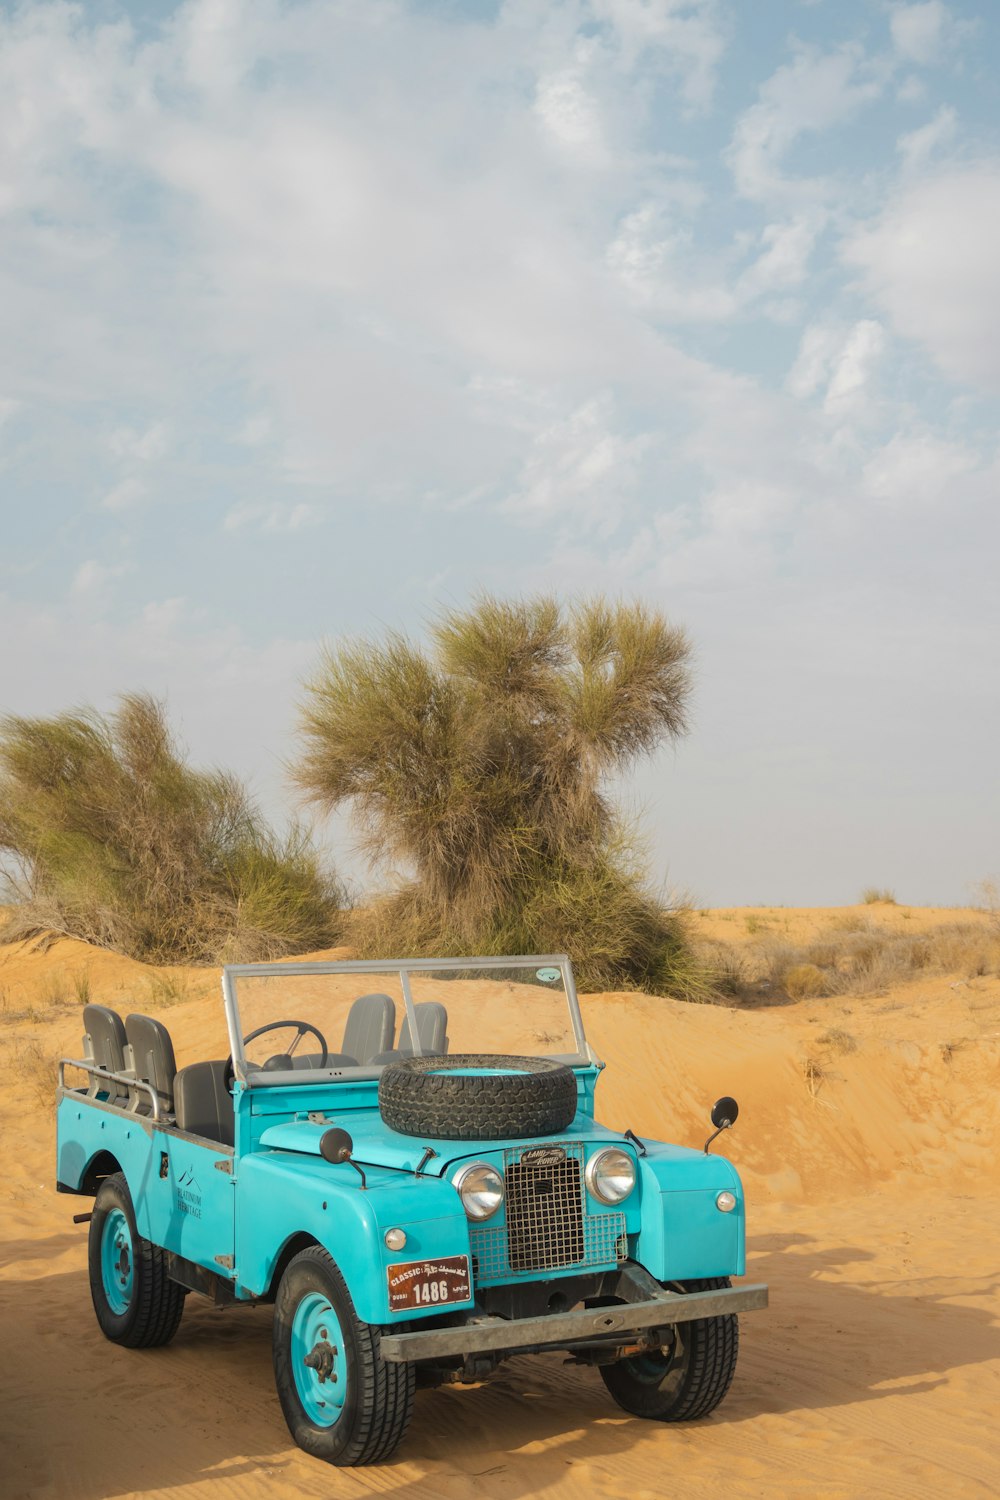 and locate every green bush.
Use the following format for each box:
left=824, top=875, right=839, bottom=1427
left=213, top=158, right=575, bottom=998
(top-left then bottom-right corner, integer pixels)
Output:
left=296, top=595, right=705, bottom=996
left=0, top=693, right=343, bottom=964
